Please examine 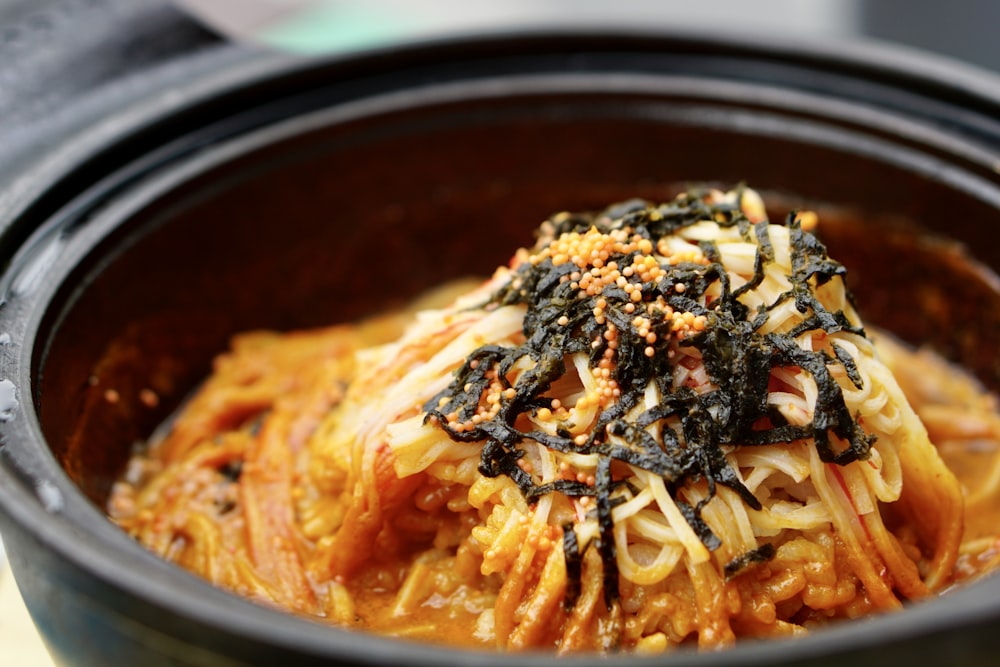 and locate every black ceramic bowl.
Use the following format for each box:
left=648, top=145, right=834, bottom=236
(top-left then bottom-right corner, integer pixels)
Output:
left=1, top=28, right=1000, bottom=667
